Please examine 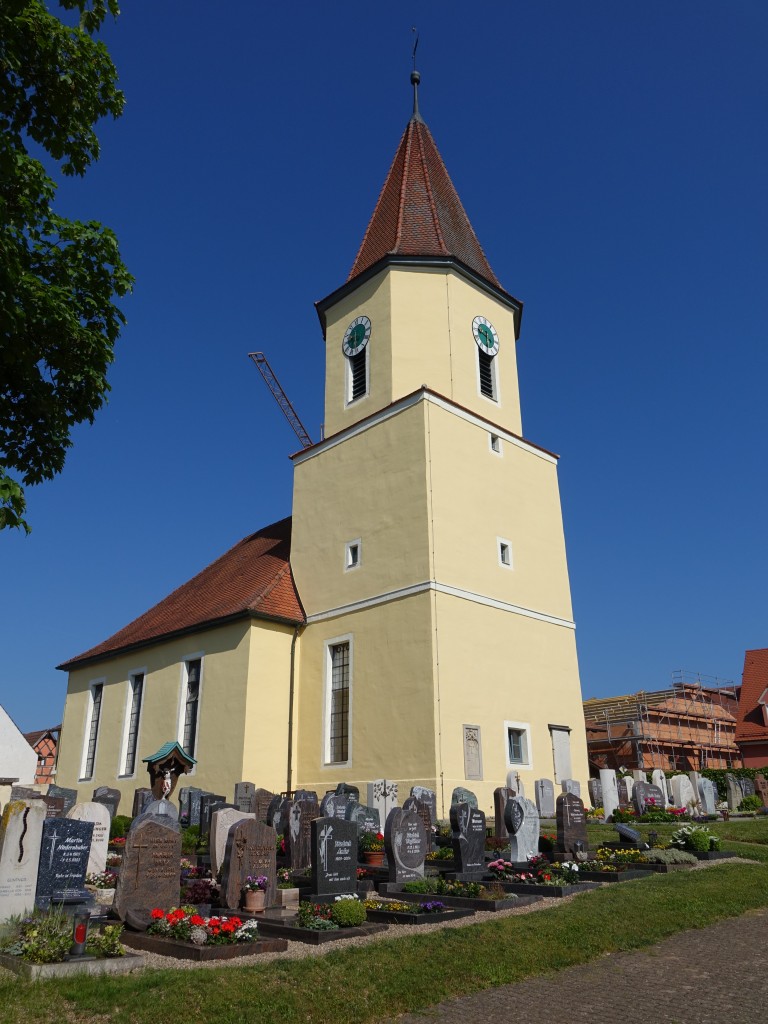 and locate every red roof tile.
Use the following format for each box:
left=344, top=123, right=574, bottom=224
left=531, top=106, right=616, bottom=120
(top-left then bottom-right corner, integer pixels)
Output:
left=348, top=115, right=502, bottom=290
left=735, top=648, right=768, bottom=741
left=58, top=517, right=305, bottom=670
